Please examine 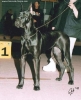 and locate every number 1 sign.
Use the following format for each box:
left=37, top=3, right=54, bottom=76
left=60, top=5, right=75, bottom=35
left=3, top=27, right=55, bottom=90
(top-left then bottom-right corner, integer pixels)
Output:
left=0, top=41, right=12, bottom=58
